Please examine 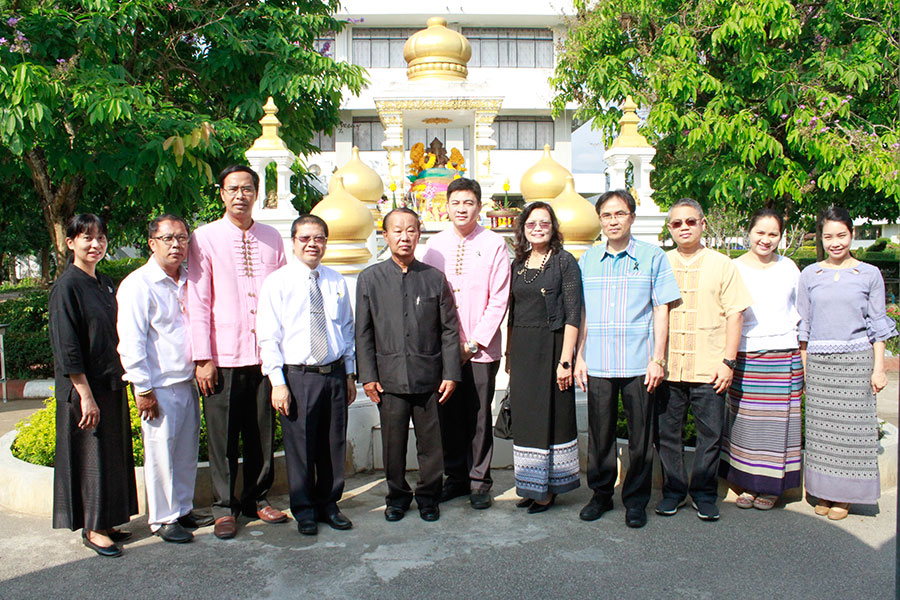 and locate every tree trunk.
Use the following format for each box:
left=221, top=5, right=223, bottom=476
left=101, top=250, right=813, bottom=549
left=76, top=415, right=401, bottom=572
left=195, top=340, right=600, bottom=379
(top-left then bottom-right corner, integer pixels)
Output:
left=40, top=246, right=50, bottom=286
left=22, top=148, right=83, bottom=279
